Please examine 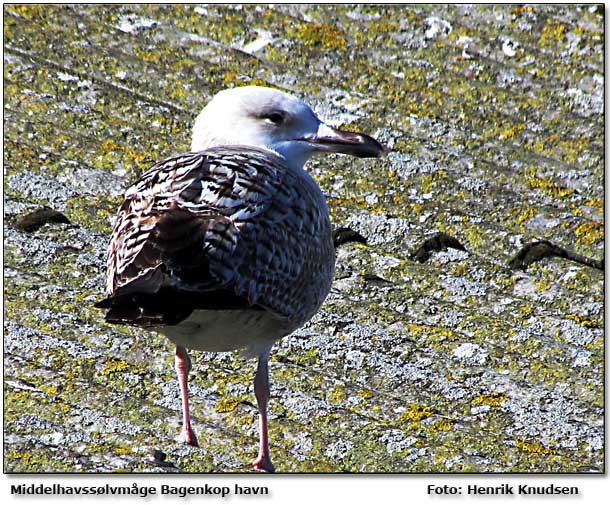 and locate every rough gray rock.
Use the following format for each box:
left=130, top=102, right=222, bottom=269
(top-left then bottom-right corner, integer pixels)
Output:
left=4, top=4, right=603, bottom=473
